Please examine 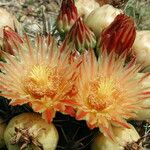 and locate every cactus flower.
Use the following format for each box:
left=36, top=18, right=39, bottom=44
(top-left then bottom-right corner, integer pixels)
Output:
left=63, top=17, right=96, bottom=53
left=100, top=14, right=136, bottom=56
left=75, top=50, right=150, bottom=139
left=56, top=0, right=78, bottom=35
left=0, top=34, right=80, bottom=123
